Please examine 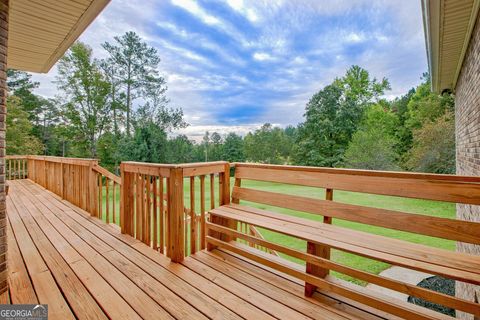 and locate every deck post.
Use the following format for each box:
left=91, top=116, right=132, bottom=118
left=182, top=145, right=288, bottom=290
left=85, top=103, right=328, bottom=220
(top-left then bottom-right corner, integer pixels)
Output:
left=305, top=188, right=333, bottom=297
left=167, top=167, right=184, bottom=262
left=0, top=0, right=8, bottom=295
